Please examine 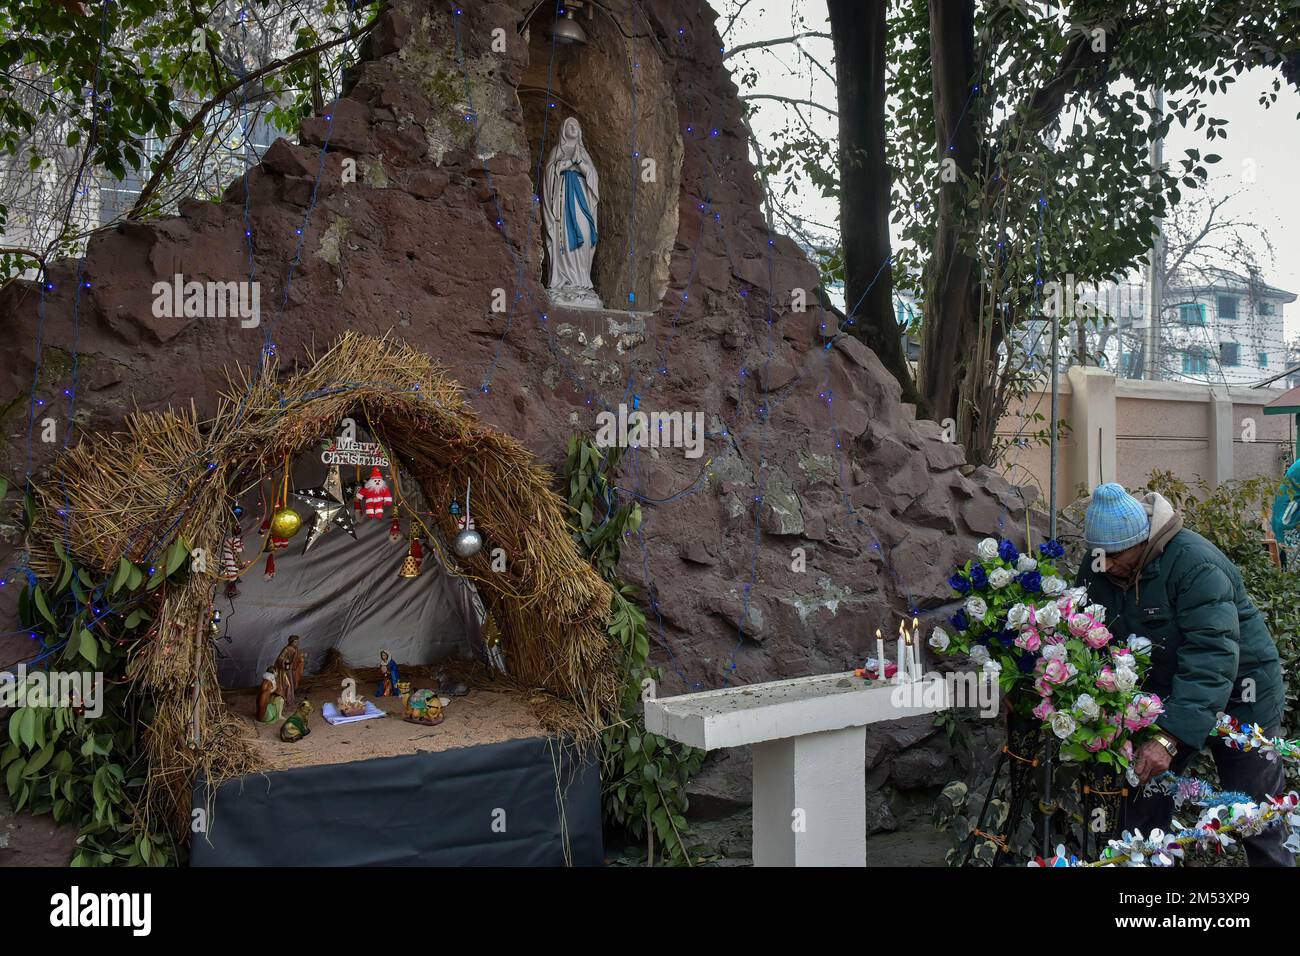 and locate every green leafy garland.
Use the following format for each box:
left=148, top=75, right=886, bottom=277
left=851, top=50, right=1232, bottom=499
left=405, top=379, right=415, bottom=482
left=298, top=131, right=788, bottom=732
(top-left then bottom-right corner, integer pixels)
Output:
left=562, top=436, right=704, bottom=866
left=2, top=478, right=182, bottom=865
